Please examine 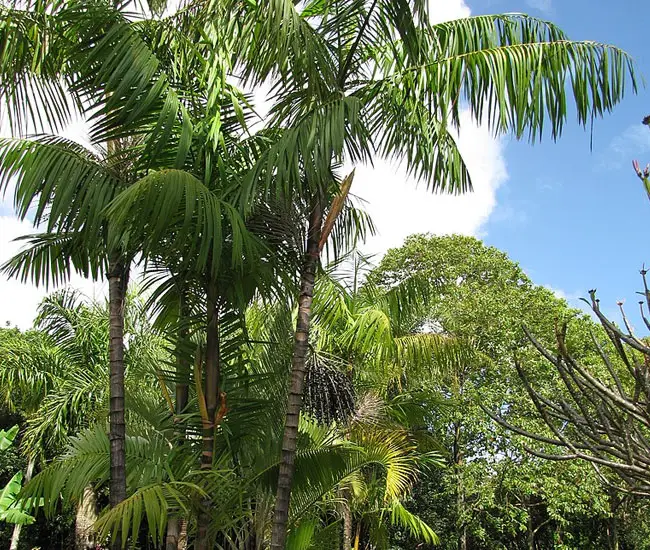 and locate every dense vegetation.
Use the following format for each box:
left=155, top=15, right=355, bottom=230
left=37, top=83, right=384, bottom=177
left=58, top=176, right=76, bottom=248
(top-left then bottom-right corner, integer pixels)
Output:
left=0, top=0, right=643, bottom=549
